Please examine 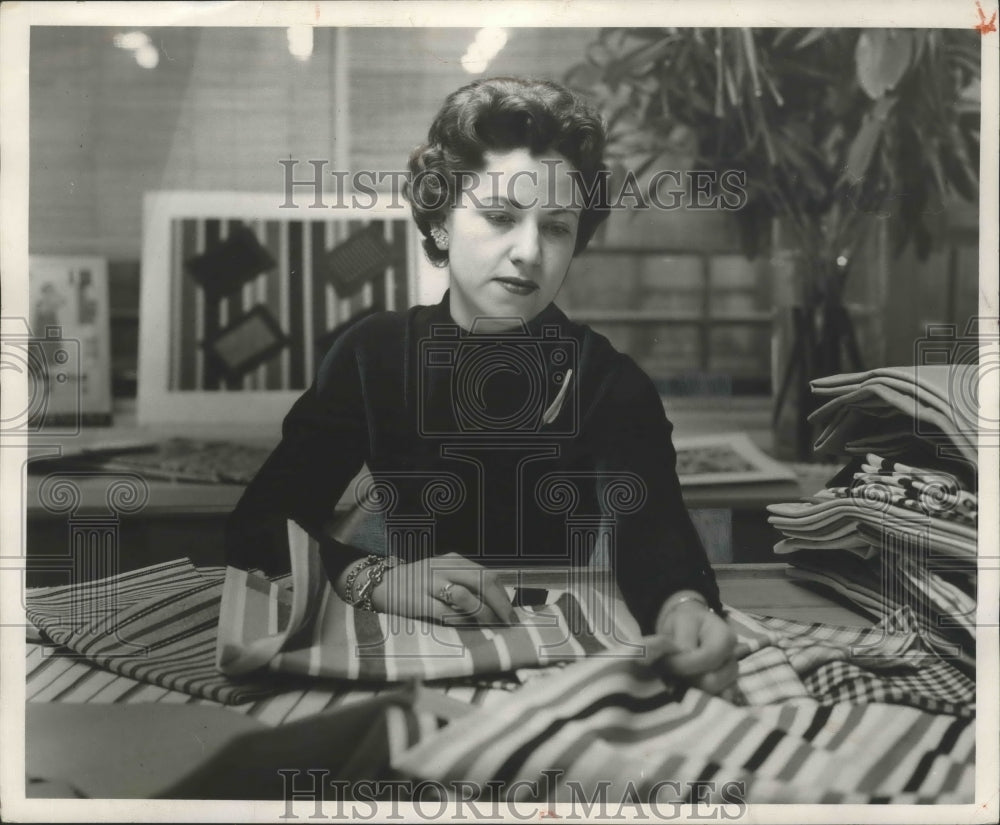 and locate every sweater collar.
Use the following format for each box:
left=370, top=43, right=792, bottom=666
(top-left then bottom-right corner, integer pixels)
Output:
left=428, top=289, right=568, bottom=336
